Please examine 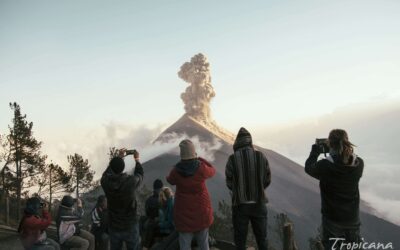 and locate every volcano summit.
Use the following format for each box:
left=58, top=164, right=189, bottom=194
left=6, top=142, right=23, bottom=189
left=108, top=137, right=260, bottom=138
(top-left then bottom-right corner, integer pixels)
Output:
left=141, top=53, right=400, bottom=249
